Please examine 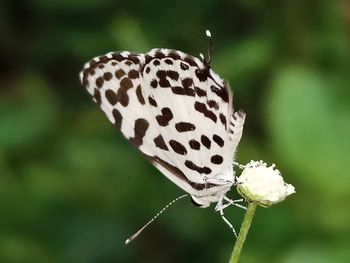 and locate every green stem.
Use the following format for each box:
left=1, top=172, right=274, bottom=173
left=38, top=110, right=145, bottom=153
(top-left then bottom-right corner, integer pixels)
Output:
left=229, top=202, right=258, bottom=263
